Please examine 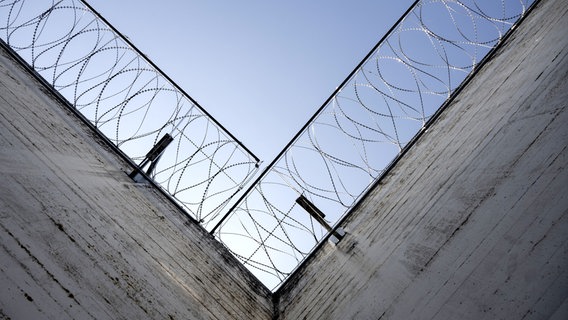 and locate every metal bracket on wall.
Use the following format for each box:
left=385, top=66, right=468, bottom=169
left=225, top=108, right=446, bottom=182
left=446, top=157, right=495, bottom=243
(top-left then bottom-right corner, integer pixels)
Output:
left=296, top=194, right=346, bottom=245
left=129, top=133, right=174, bottom=183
